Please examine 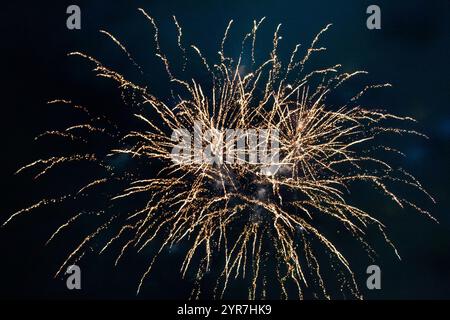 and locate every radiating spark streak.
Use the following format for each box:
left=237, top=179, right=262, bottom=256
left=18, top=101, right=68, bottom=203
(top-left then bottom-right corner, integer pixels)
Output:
left=77, top=178, right=107, bottom=194
left=3, top=195, right=71, bottom=227
left=99, top=30, right=143, bottom=74
left=46, top=212, right=84, bottom=245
